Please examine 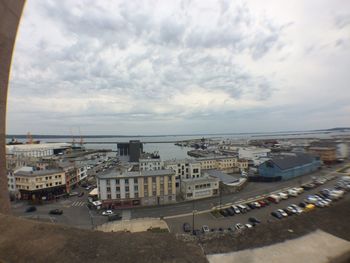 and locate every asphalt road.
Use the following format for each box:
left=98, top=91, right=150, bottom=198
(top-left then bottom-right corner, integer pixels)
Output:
left=165, top=174, right=346, bottom=233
